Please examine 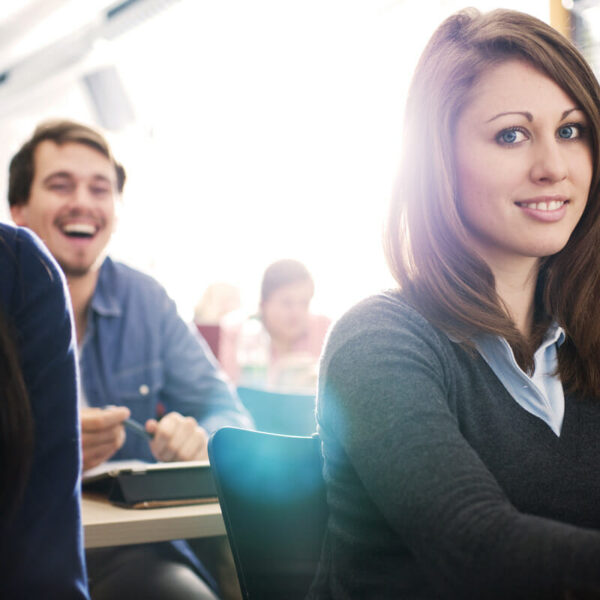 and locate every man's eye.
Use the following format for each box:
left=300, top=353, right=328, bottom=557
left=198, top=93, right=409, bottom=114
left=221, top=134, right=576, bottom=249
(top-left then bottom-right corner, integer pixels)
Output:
left=49, top=184, right=70, bottom=192
left=91, top=187, right=111, bottom=195
left=496, top=128, right=527, bottom=145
